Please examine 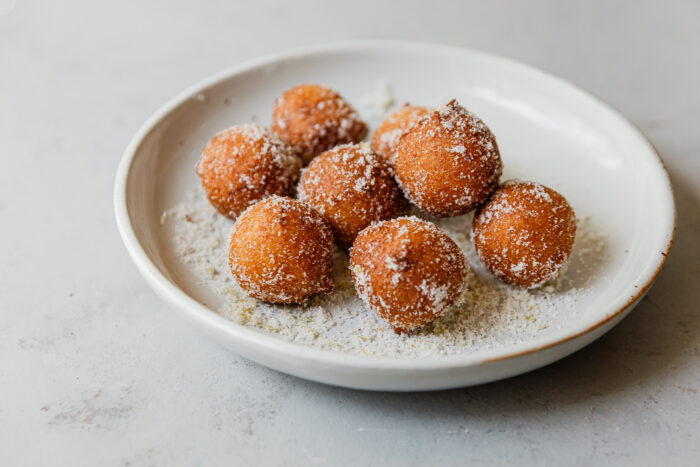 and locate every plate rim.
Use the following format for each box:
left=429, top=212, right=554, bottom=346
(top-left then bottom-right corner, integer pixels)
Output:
left=114, top=40, right=676, bottom=371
